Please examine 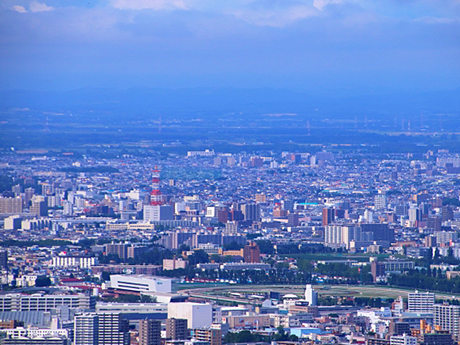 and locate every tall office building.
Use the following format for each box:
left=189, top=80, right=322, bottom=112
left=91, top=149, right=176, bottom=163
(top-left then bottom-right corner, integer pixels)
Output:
left=166, top=318, right=188, bottom=340
left=408, top=291, right=435, bottom=313
left=139, top=319, right=161, bottom=345
left=322, top=208, right=335, bottom=226
left=75, top=313, right=99, bottom=345
left=98, top=313, right=129, bottom=345
left=241, top=204, right=260, bottom=222
left=434, top=304, right=460, bottom=341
